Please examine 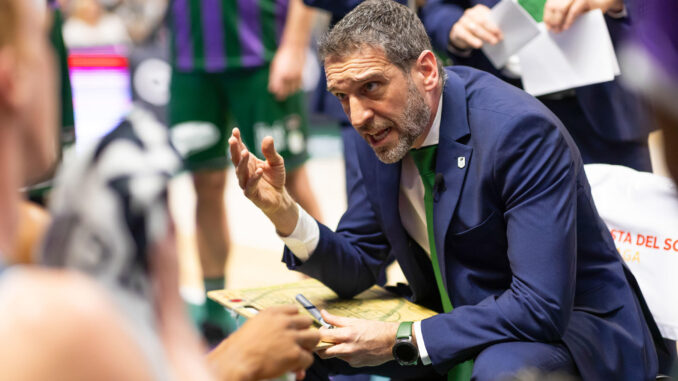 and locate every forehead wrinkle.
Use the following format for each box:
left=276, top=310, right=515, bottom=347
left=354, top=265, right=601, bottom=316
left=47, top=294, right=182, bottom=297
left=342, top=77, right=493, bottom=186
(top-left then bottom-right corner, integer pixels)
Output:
left=326, top=58, right=393, bottom=92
